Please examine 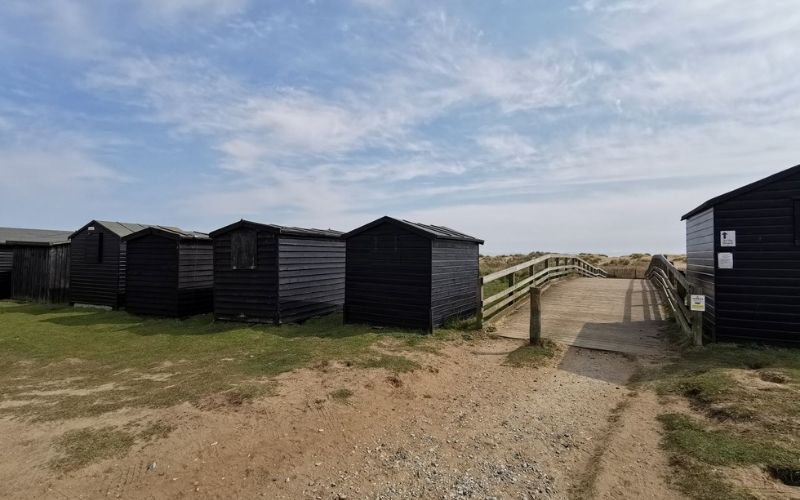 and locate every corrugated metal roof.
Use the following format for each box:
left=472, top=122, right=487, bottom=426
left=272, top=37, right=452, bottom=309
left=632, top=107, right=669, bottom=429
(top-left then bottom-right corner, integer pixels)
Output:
left=209, top=220, right=343, bottom=239
left=400, top=220, right=484, bottom=243
left=343, top=216, right=484, bottom=243
left=0, top=227, right=72, bottom=246
left=682, top=163, right=800, bottom=220
left=70, top=220, right=187, bottom=239
left=122, top=226, right=210, bottom=241
left=96, top=221, right=176, bottom=237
